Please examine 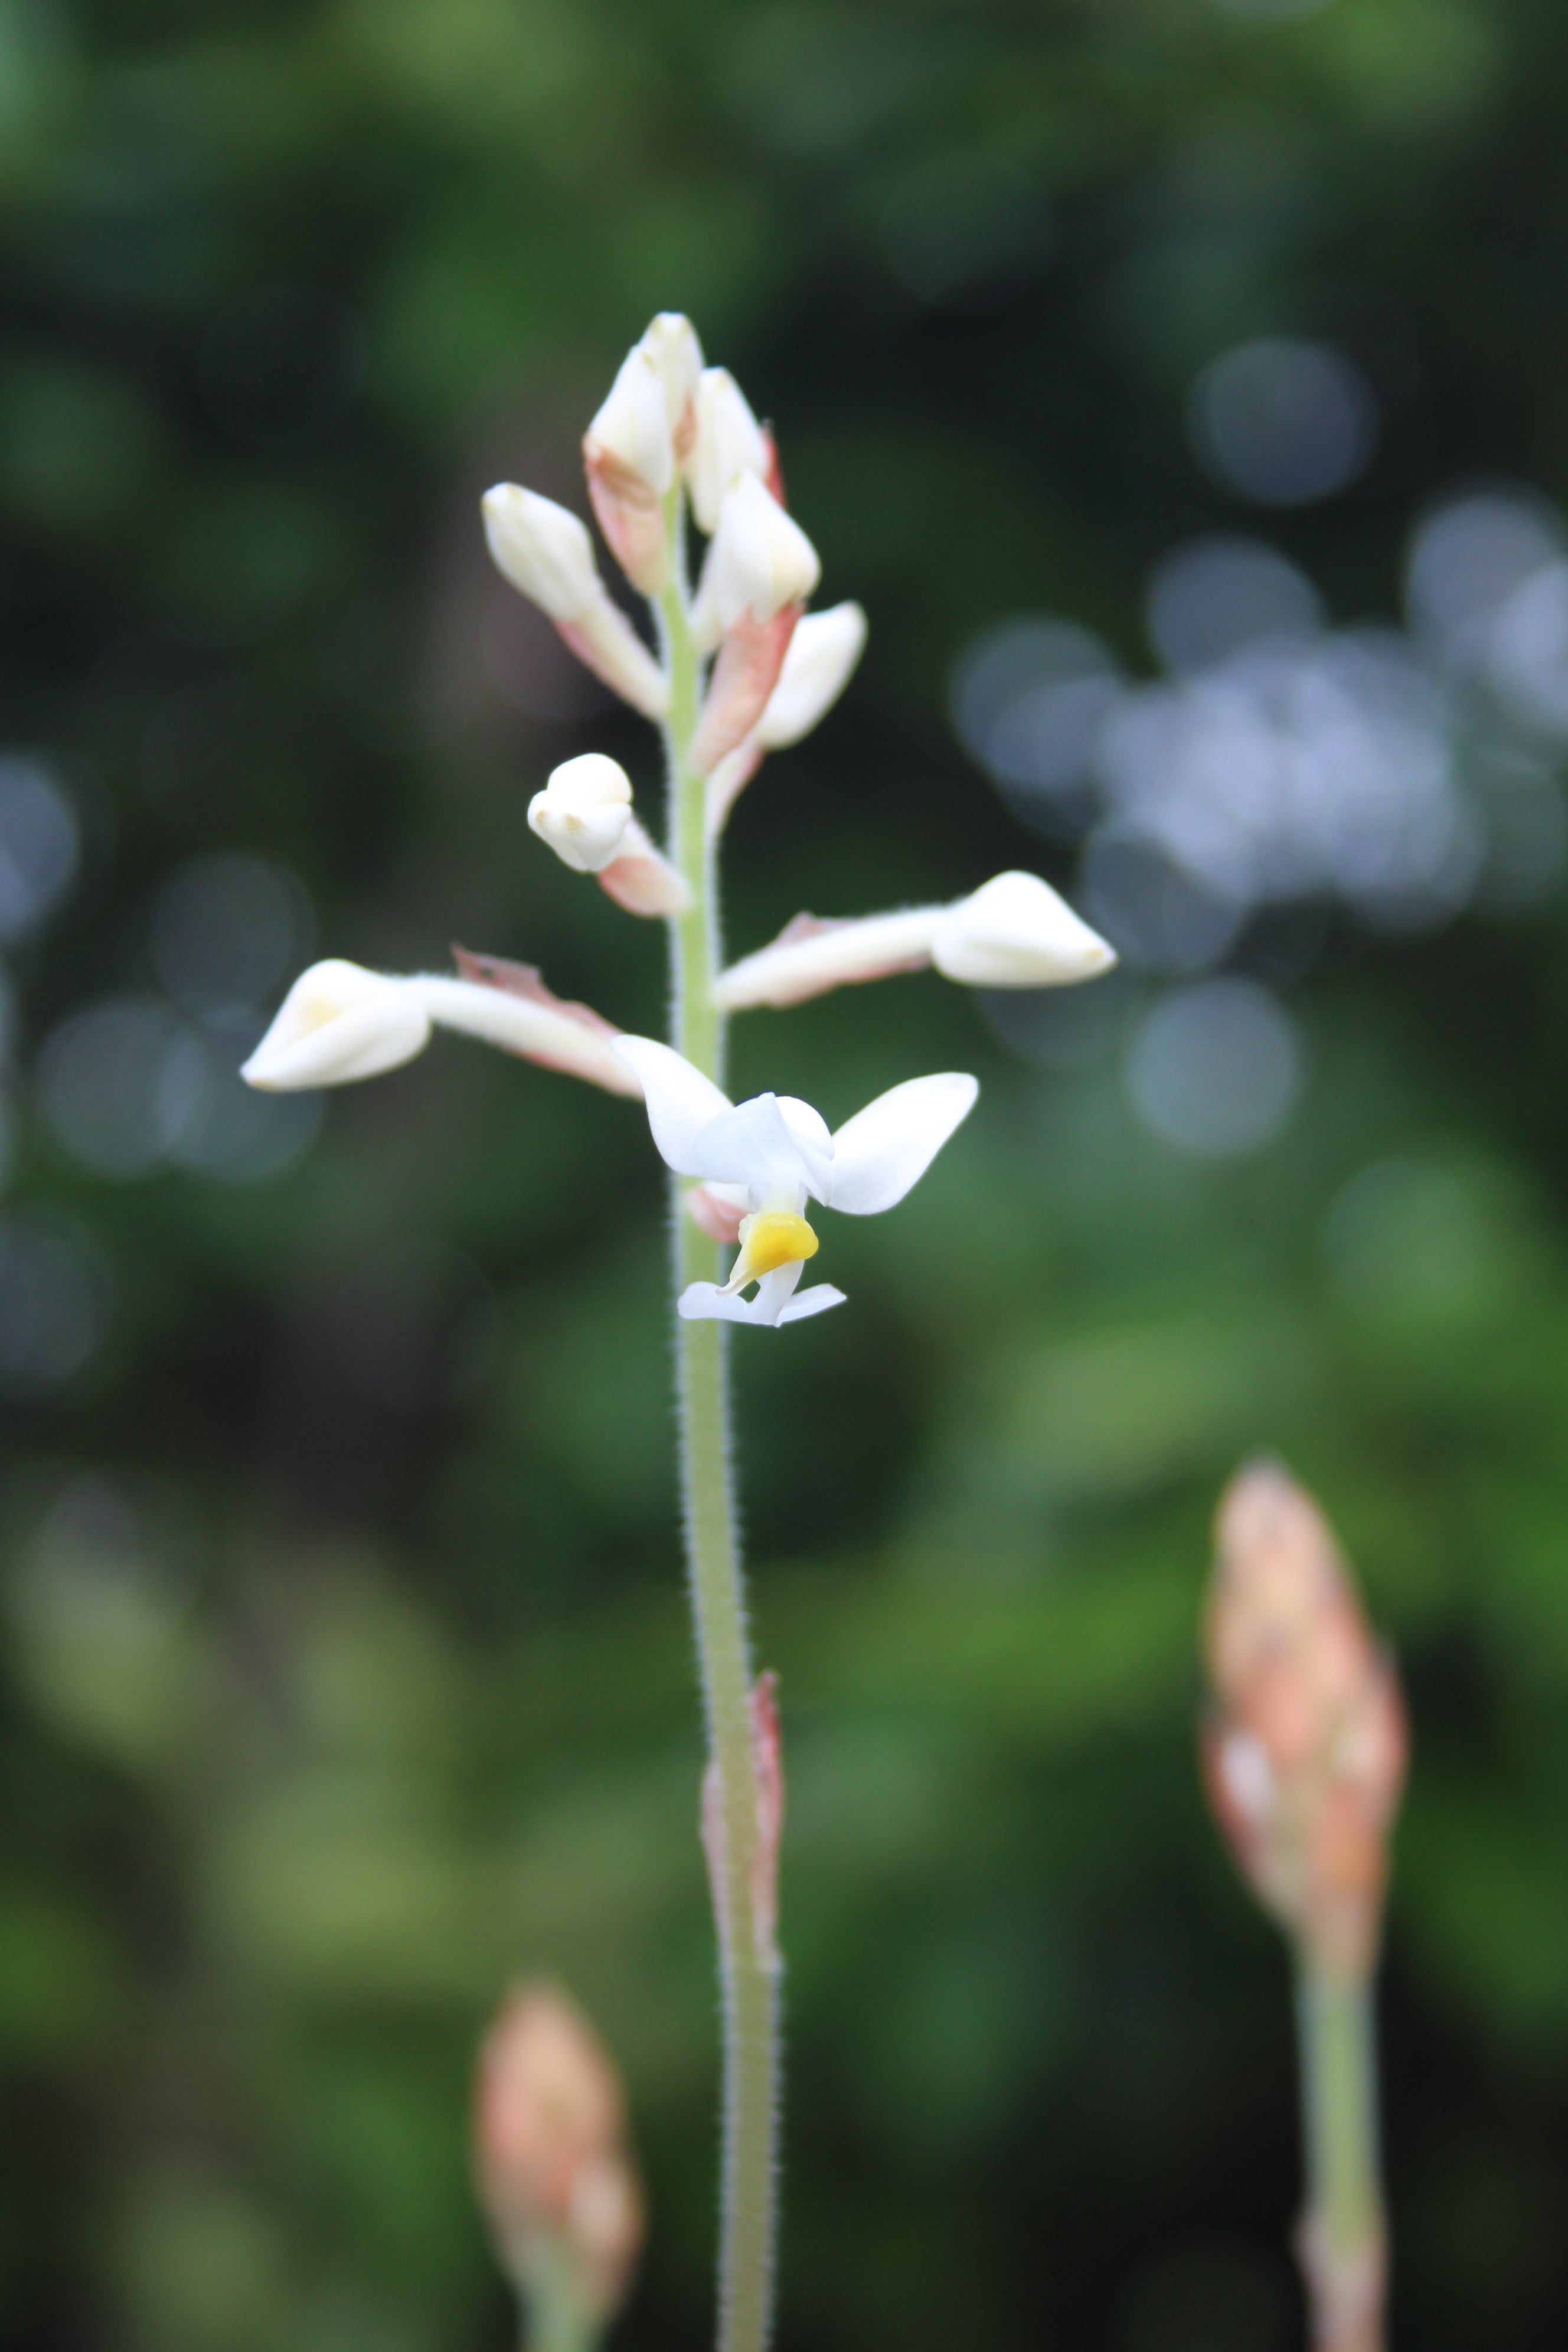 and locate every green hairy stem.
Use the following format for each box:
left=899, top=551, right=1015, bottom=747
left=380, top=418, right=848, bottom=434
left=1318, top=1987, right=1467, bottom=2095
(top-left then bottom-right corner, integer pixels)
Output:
left=1295, top=1962, right=1387, bottom=2352
left=658, top=509, right=781, bottom=2352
